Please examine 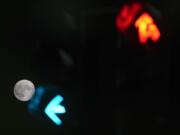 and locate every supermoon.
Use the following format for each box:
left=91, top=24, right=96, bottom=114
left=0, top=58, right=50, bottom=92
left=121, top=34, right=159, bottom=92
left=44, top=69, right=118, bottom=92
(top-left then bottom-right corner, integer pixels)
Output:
left=14, top=79, right=35, bottom=101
